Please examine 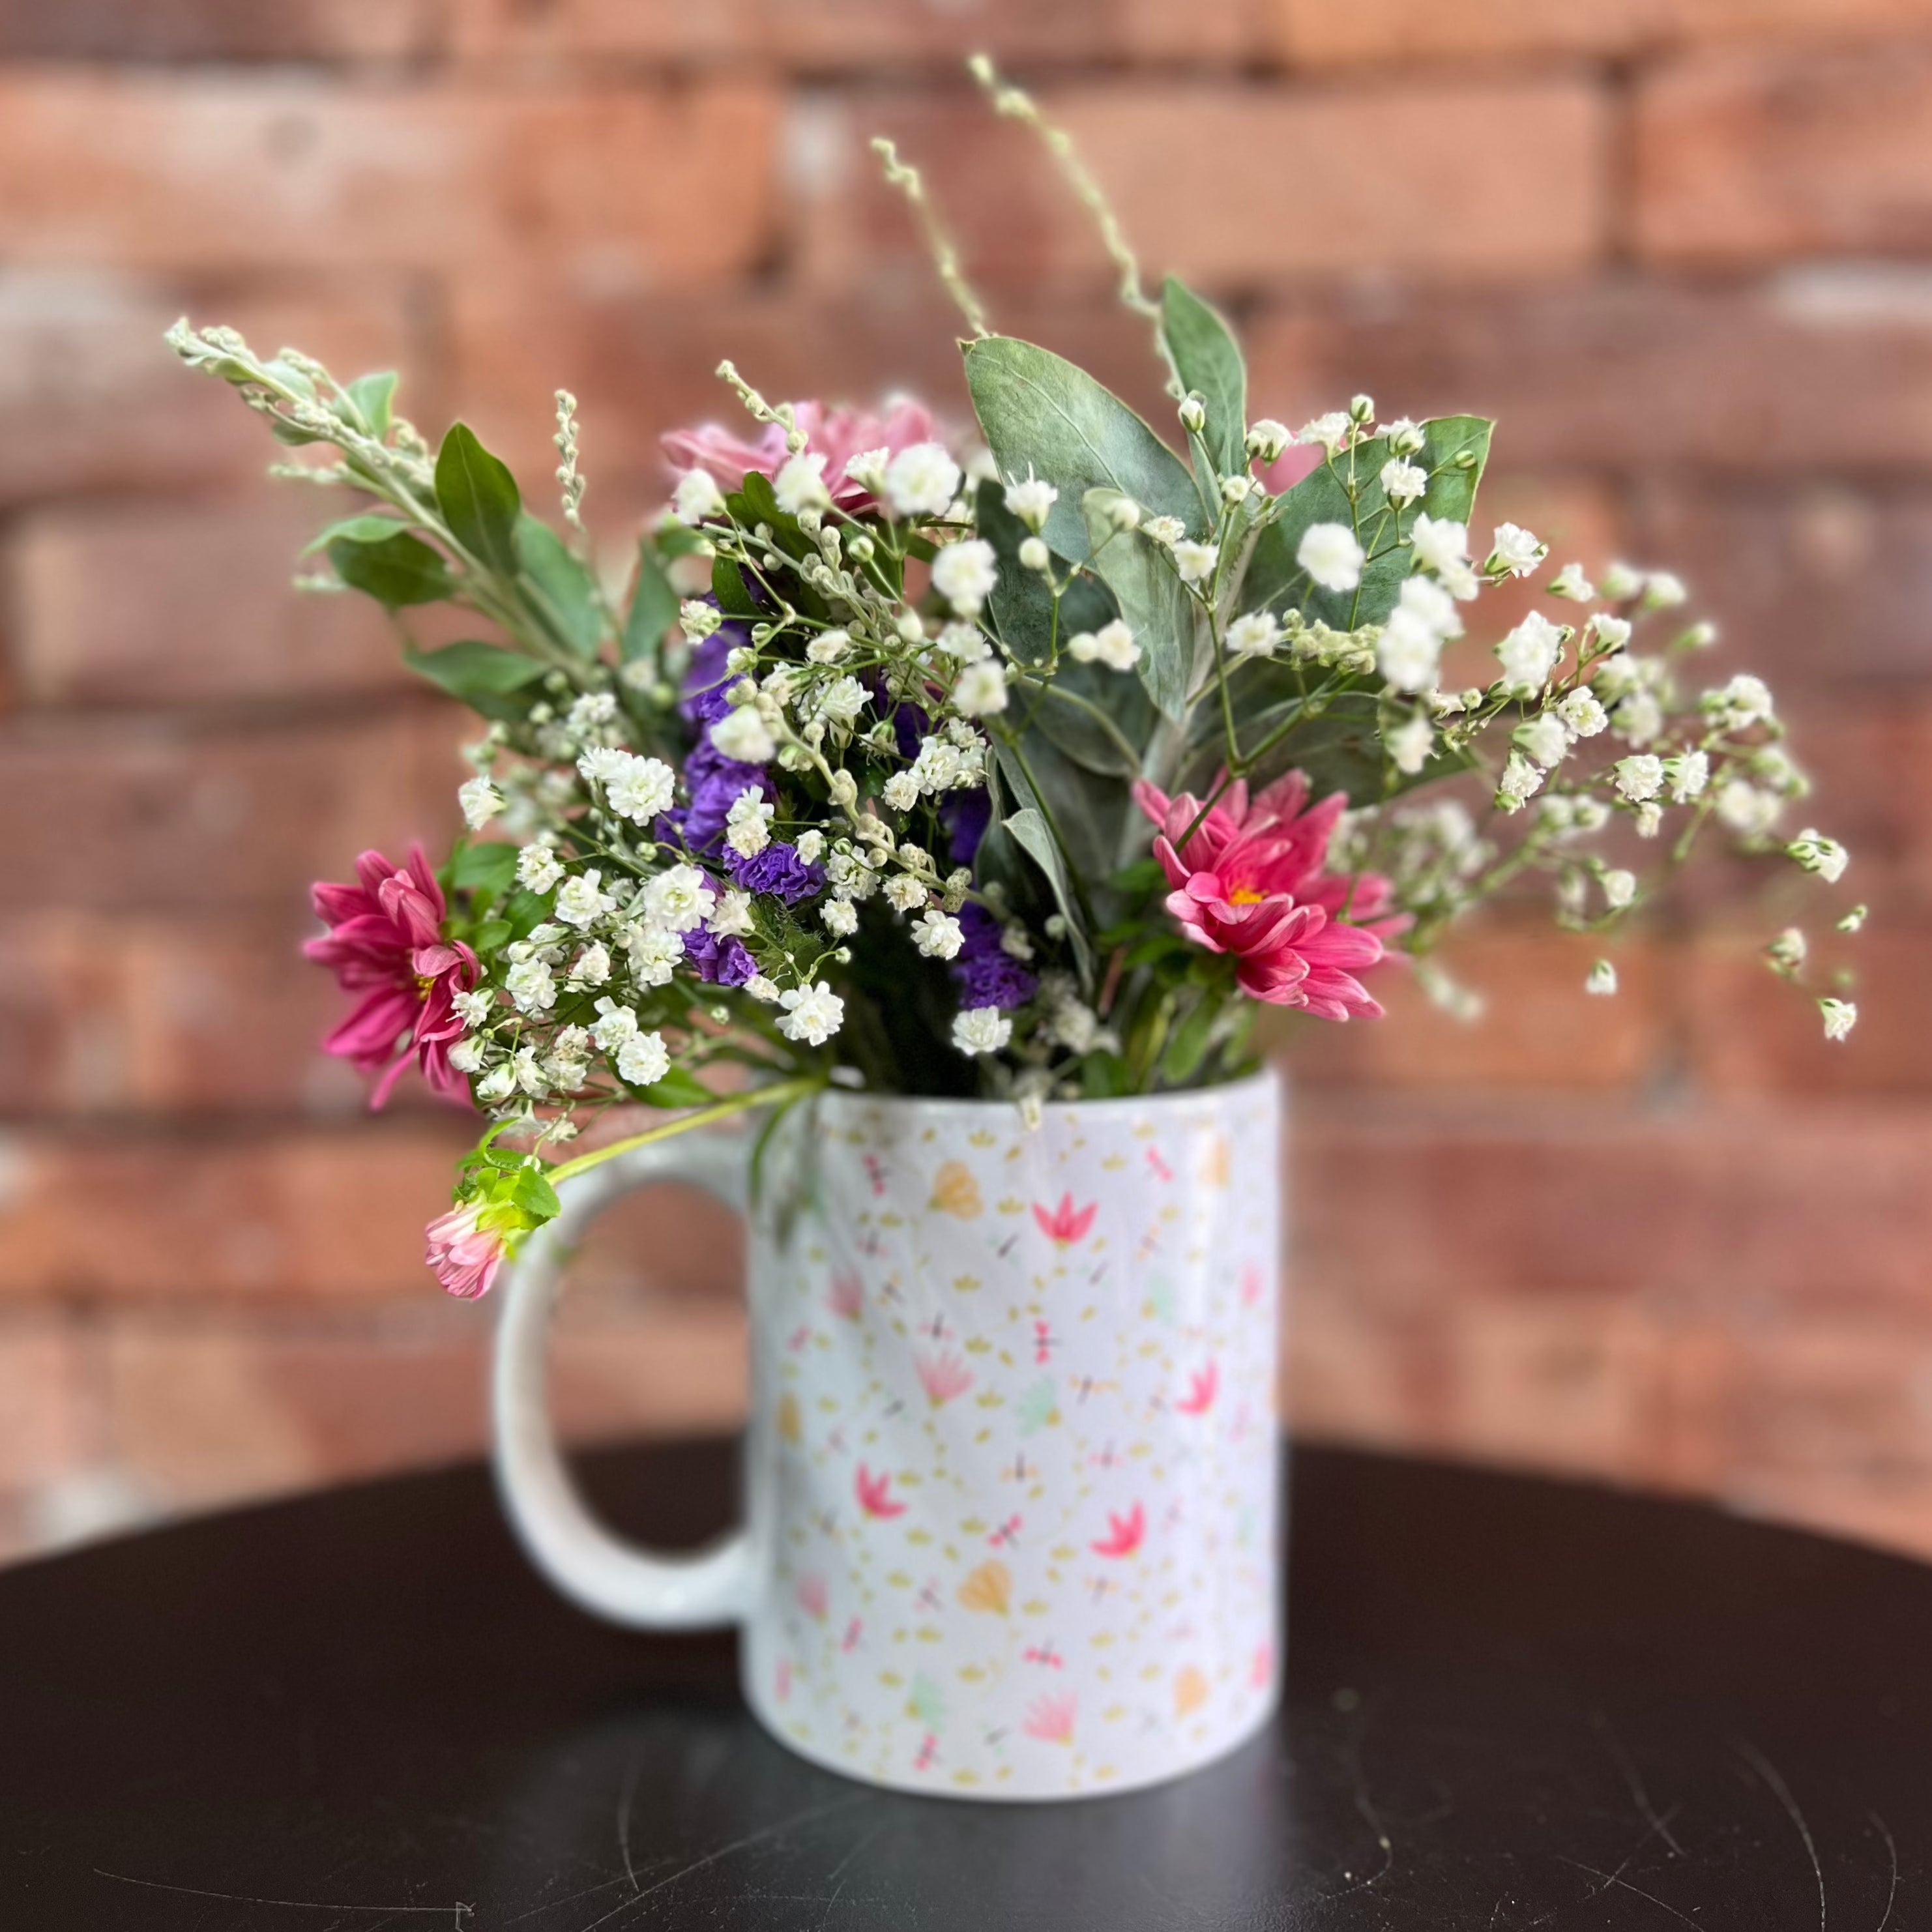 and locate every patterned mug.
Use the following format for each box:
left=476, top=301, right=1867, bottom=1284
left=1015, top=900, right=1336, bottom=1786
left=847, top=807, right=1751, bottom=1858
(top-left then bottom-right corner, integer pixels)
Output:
left=492, top=1070, right=1284, bottom=1800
